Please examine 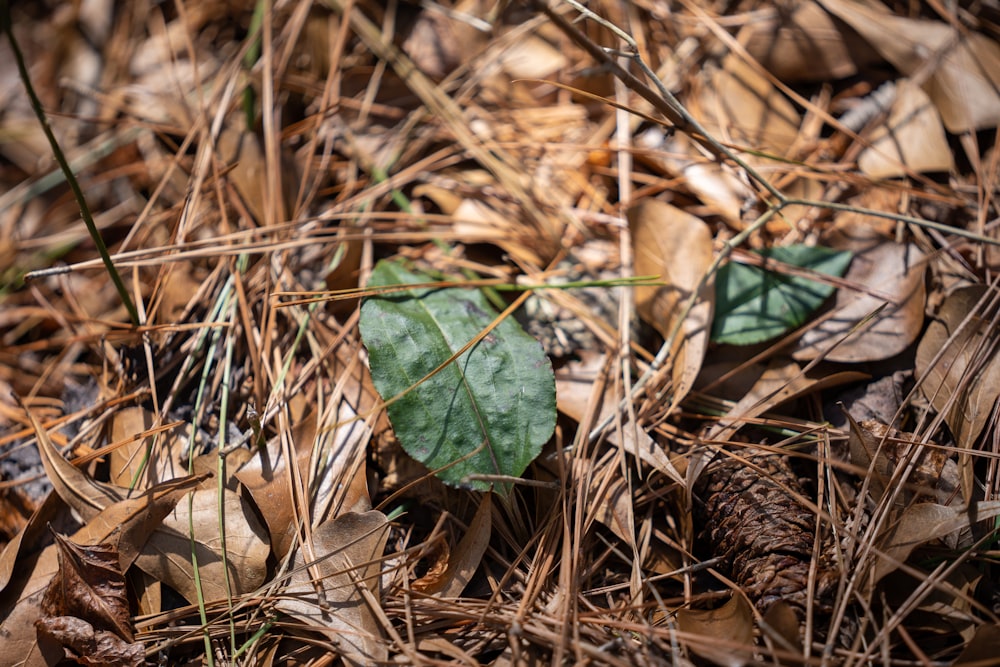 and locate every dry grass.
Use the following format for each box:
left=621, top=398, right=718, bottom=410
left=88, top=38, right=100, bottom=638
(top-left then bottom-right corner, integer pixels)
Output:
left=2, top=1, right=1000, bottom=665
